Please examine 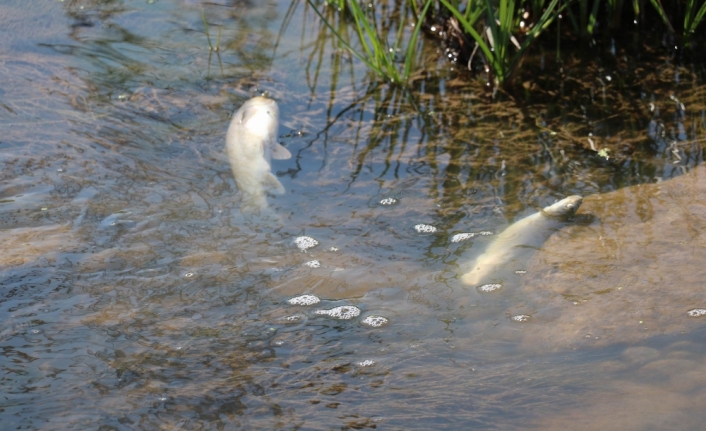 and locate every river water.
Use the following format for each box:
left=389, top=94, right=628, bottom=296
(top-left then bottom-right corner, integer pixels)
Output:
left=2, top=1, right=706, bottom=430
